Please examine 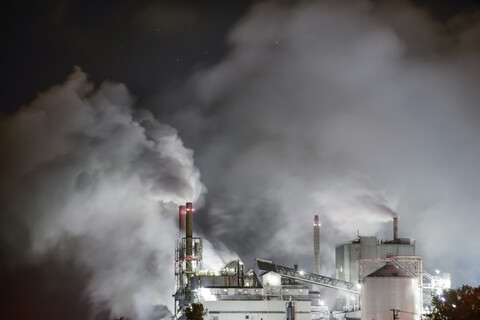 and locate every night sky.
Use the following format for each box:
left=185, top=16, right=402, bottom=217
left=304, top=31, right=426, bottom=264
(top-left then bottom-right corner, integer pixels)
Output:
left=1, top=1, right=480, bottom=319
